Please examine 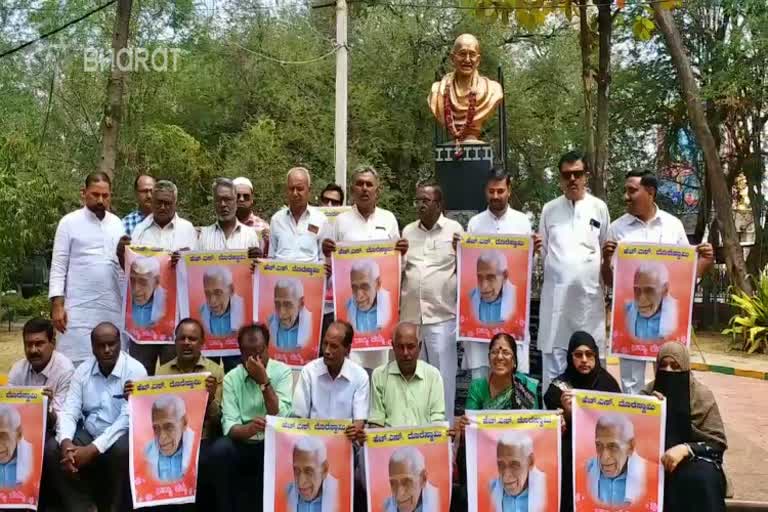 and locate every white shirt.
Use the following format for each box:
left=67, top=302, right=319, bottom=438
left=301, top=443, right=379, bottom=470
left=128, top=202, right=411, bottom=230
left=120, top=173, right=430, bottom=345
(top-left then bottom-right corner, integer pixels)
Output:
left=197, top=220, right=261, bottom=251
left=8, top=351, right=75, bottom=415
left=130, top=213, right=198, bottom=251
left=49, top=208, right=126, bottom=363
left=57, top=351, right=147, bottom=453
left=537, top=194, right=610, bottom=353
left=607, top=207, right=689, bottom=246
left=268, top=206, right=328, bottom=262
left=292, top=357, right=370, bottom=420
